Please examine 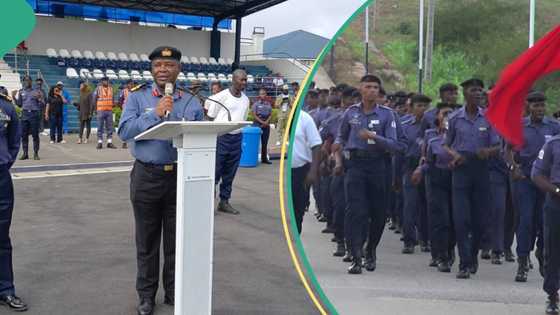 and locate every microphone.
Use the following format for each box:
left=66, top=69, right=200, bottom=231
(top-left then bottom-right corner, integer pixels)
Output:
left=195, top=91, right=232, bottom=122
left=164, top=82, right=173, bottom=119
